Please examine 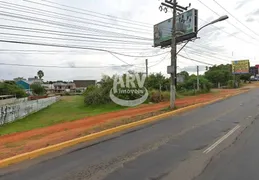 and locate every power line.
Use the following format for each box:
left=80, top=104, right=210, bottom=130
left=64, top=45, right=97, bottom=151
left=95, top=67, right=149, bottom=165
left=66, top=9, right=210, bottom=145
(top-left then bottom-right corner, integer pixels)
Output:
left=27, top=0, right=152, bottom=27
left=178, top=54, right=214, bottom=66
left=149, top=53, right=170, bottom=68
left=0, top=11, right=151, bottom=40
left=184, top=48, right=230, bottom=64
left=0, top=39, right=169, bottom=58
left=196, top=0, right=219, bottom=15
left=196, top=0, right=258, bottom=41
left=0, top=24, right=152, bottom=41
left=0, top=32, right=151, bottom=46
left=0, top=1, right=151, bottom=32
left=213, top=0, right=259, bottom=38
left=0, top=3, right=151, bottom=35
left=198, top=17, right=259, bottom=47
left=184, top=46, right=231, bottom=61
left=0, top=62, right=132, bottom=69
left=0, top=38, right=151, bottom=51
left=109, top=53, right=146, bottom=68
